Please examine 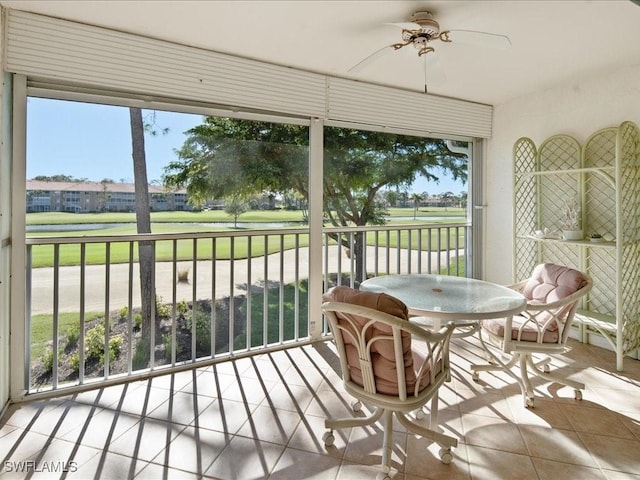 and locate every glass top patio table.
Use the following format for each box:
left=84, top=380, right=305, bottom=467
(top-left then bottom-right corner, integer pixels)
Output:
left=359, top=274, right=527, bottom=323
